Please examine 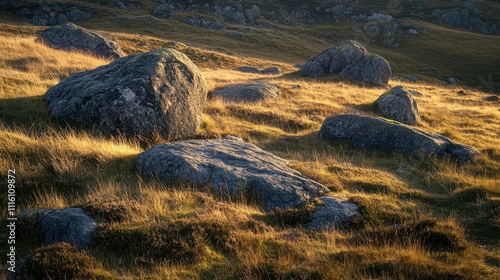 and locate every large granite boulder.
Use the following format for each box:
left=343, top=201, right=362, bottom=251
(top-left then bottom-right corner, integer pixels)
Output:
left=319, top=114, right=481, bottom=162
left=36, top=23, right=125, bottom=59
left=211, top=82, right=281, bottom=103
left=300, top=40, right=391, bottom=86
left=45, top=49, right=207, bottom=139
left=375, top=85, right=420, bottom=125
left=136, top=137, right=330, bottom=211
left=19, top=208, right=97, bottom=249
